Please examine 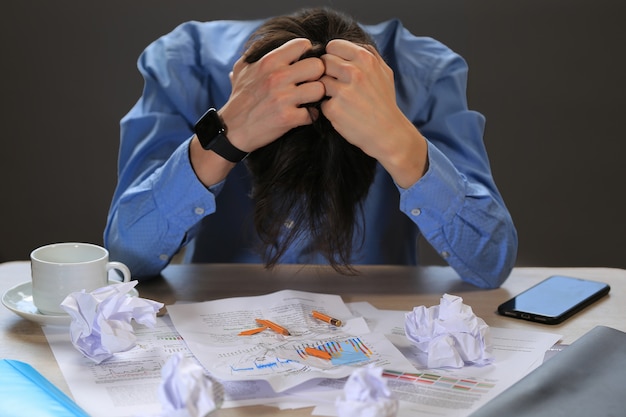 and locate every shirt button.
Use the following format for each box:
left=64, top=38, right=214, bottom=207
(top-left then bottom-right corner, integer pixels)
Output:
left=194, top=207, right=205, bottom=215
left=159, top=254, right=169, bottom=261
left=410, top=208, right=422, bottom=216
left=440, top=251, right=450, bottom=259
